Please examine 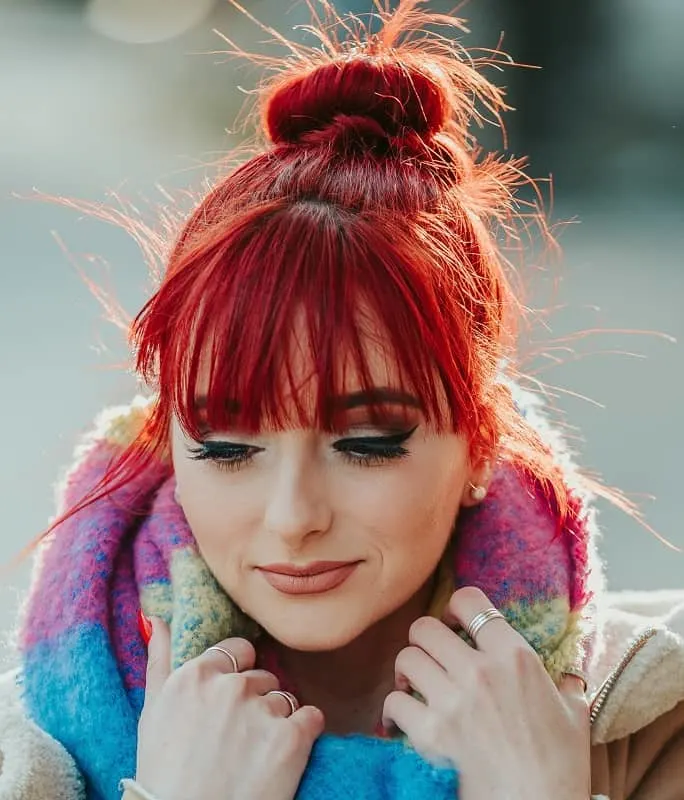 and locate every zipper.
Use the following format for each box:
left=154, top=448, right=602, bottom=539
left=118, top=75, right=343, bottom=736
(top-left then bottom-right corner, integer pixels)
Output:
left=589, top=626, right=657, bottom=726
